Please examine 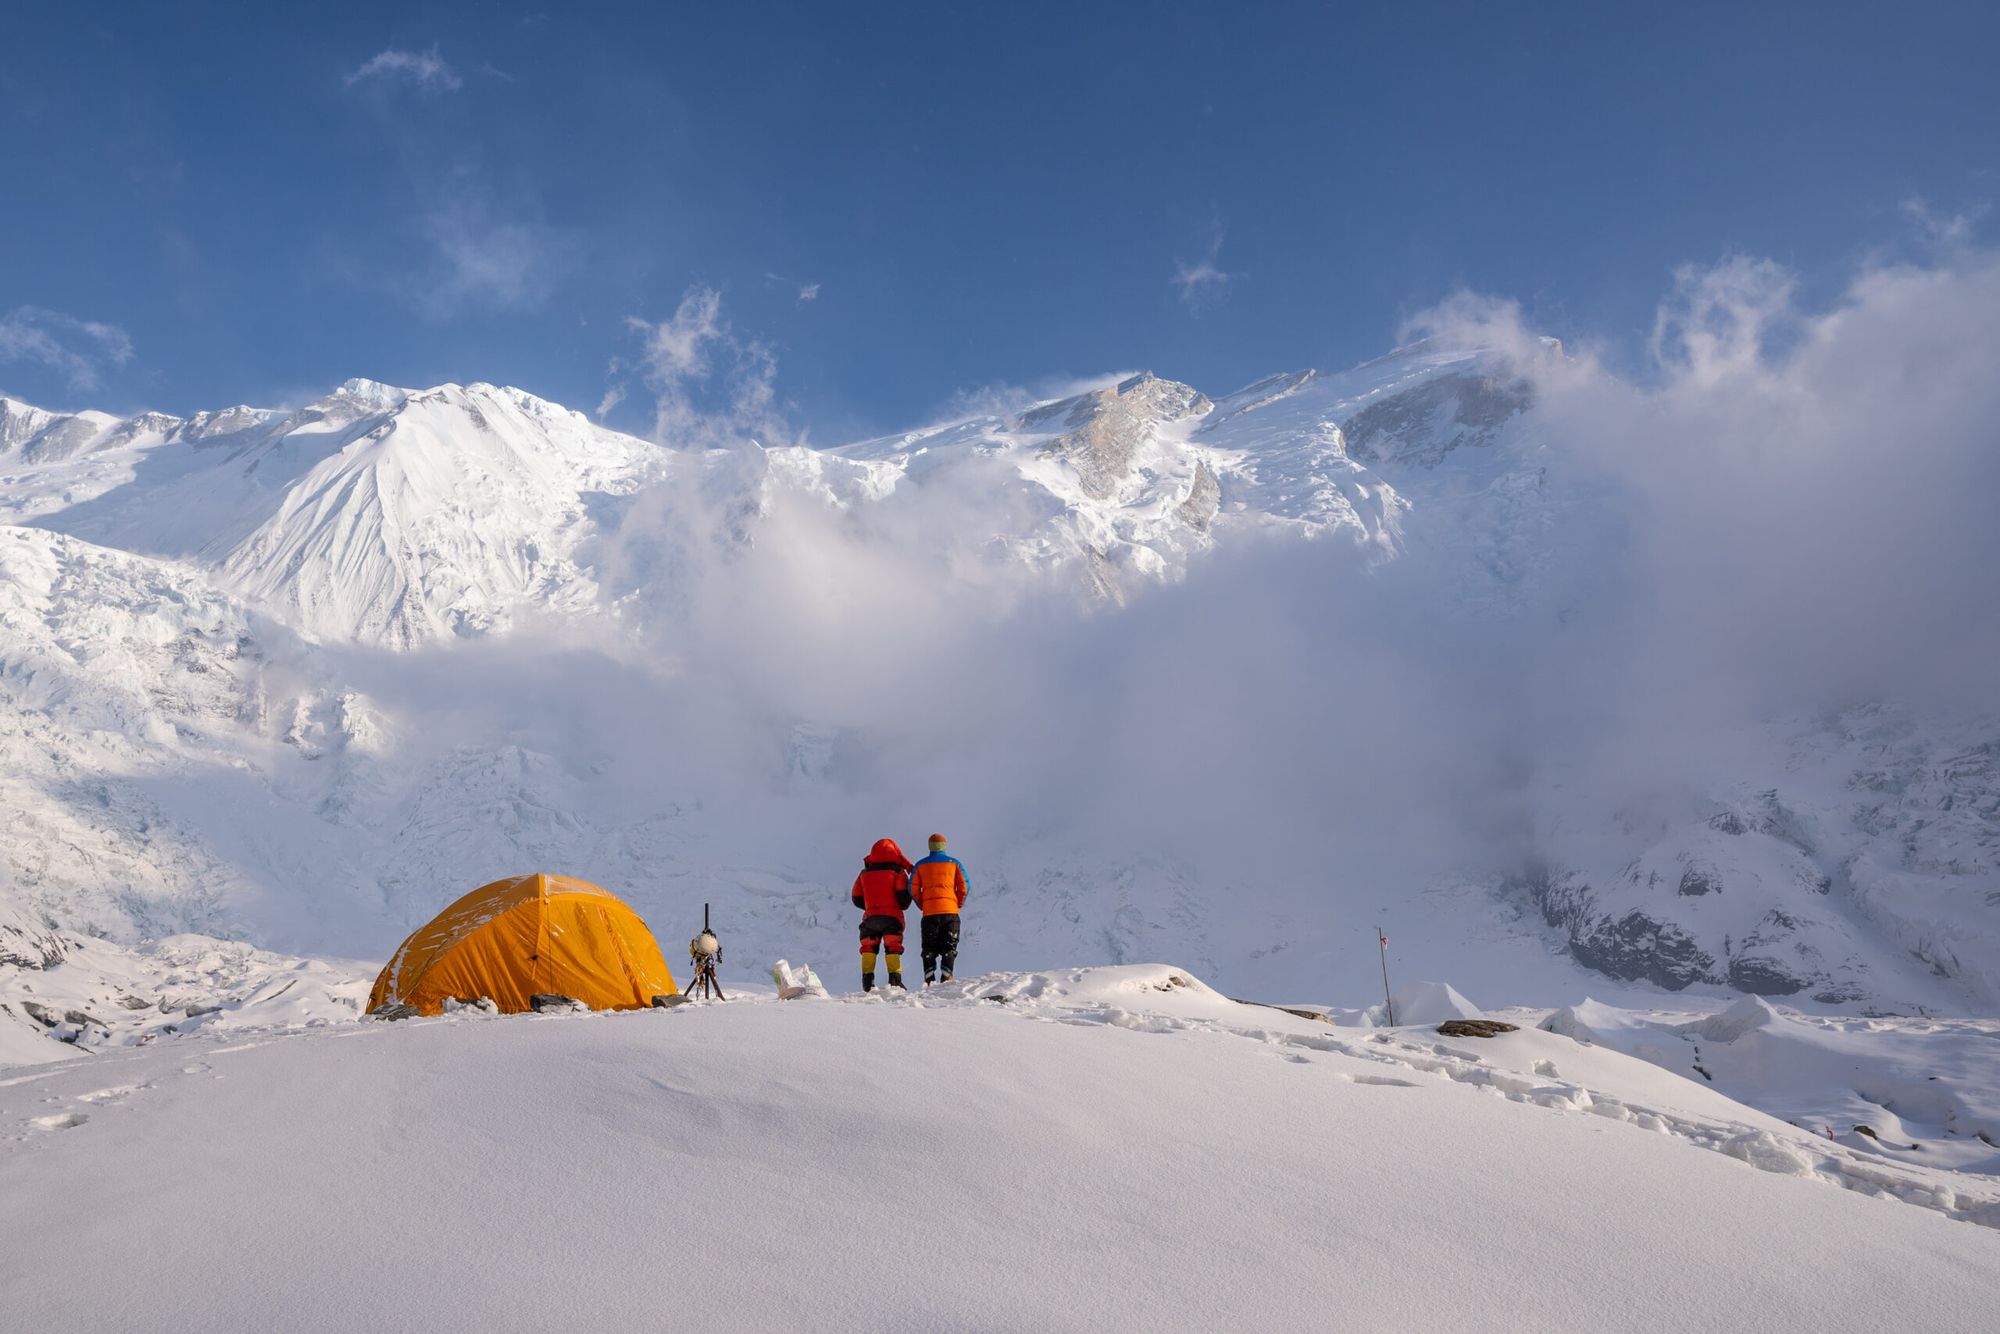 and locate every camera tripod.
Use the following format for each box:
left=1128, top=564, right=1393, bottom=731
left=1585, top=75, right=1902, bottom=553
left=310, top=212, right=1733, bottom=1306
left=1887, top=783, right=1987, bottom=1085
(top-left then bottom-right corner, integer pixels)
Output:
left=687, top=901, right=726, bottom=1000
